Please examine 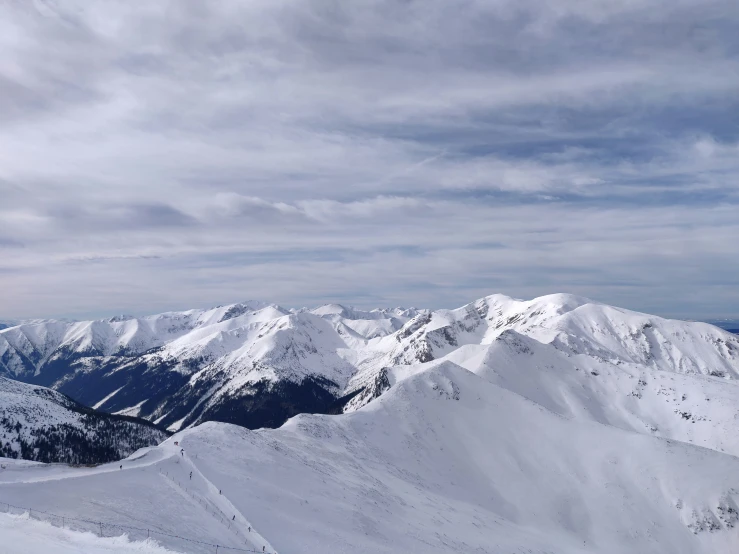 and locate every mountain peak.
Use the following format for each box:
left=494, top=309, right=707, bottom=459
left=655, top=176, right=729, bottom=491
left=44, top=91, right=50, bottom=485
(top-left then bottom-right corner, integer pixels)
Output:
left=3, top=293, right=739, bottom=433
